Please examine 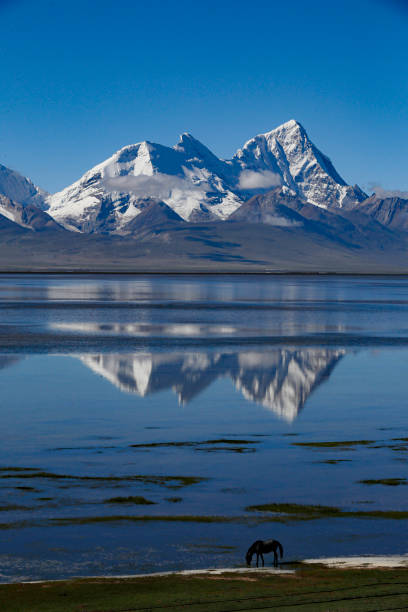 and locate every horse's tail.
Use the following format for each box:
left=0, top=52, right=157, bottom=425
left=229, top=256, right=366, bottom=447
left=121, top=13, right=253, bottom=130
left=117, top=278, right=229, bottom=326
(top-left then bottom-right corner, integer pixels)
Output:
left=277, top=541, right=283, bottom=559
